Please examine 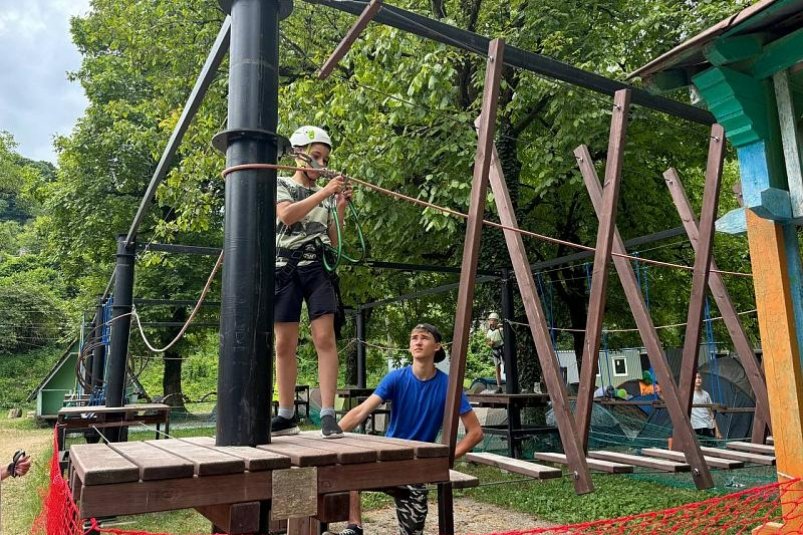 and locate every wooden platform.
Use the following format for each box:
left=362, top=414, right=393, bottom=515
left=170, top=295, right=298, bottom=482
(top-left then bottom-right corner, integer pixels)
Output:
left=464, top=452, right=562, bottom=479
left=533, top=452, right=633, bottom=473
left=589, top=450, right=690, bottom=472
left=68, top=432, right=450, bottom=520
left=641, top=448, right=744, bottom=469
left=699, top=446, right=776, bottom=465
left=57, top=403, right=171, bottom=448
left=726, top=441, right=776, bottom=456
